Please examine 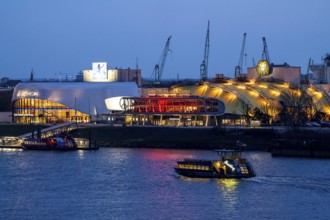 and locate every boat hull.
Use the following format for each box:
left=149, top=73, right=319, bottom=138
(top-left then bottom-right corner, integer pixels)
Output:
left=174, top=150, right=256, bottom=179
left=174, top=167, right=255, bottom=179
left=21, top=137, right=77, bottom=151
left=22, top=145, right=77, bottom=151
